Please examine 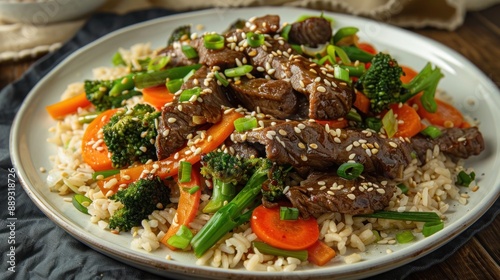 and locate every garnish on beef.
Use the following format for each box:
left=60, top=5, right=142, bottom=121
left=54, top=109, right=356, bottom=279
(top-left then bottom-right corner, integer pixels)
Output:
left=286, top=172, right=396, bottom=218
left=190, top=37, right=246, bottom=69
left=243, top=15, right=281, bottom=34
left=229, top=77, right=298, bottom=119
left=157, top=44, right=198, bottom=67
left=156, top=66, right=231, bottom=159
